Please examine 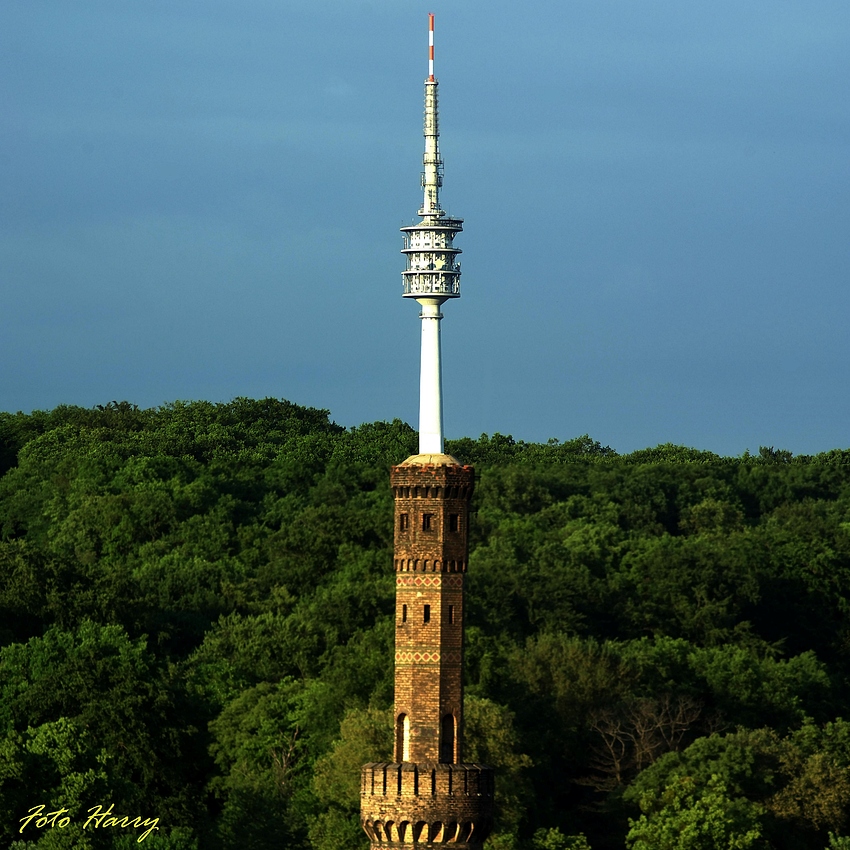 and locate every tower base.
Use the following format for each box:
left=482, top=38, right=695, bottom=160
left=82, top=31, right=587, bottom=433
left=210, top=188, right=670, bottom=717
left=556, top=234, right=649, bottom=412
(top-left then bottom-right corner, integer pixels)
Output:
left=361, top=762, right=494, bottom=848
